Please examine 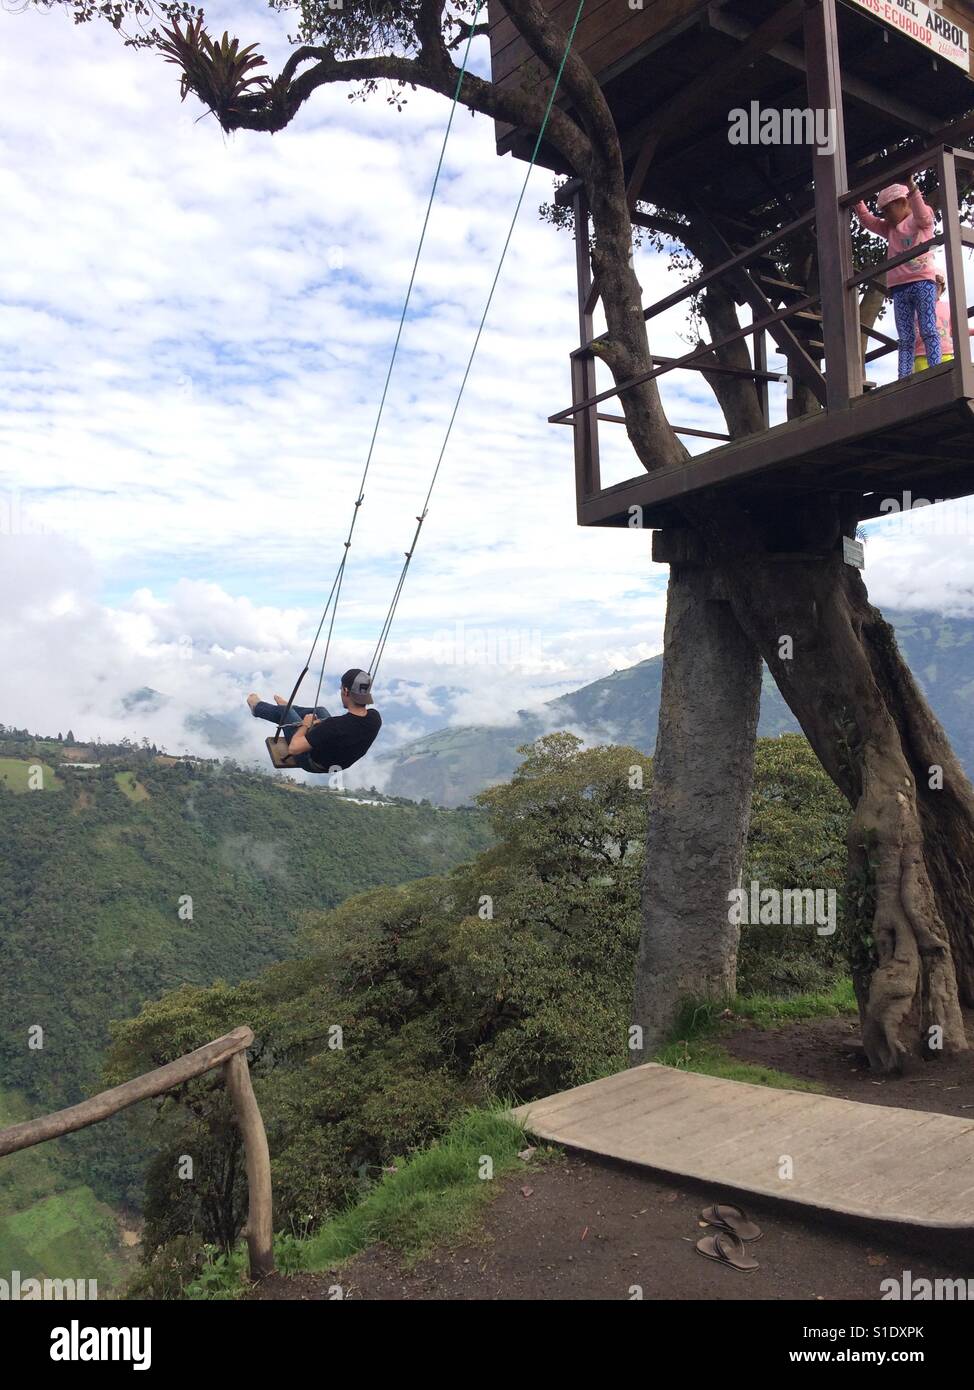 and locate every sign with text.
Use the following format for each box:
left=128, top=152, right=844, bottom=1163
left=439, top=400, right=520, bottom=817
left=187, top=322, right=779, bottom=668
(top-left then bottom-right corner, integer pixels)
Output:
left=843, top=536, right=866, bottom=568
left=847, top=0, right=971, bottom=71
